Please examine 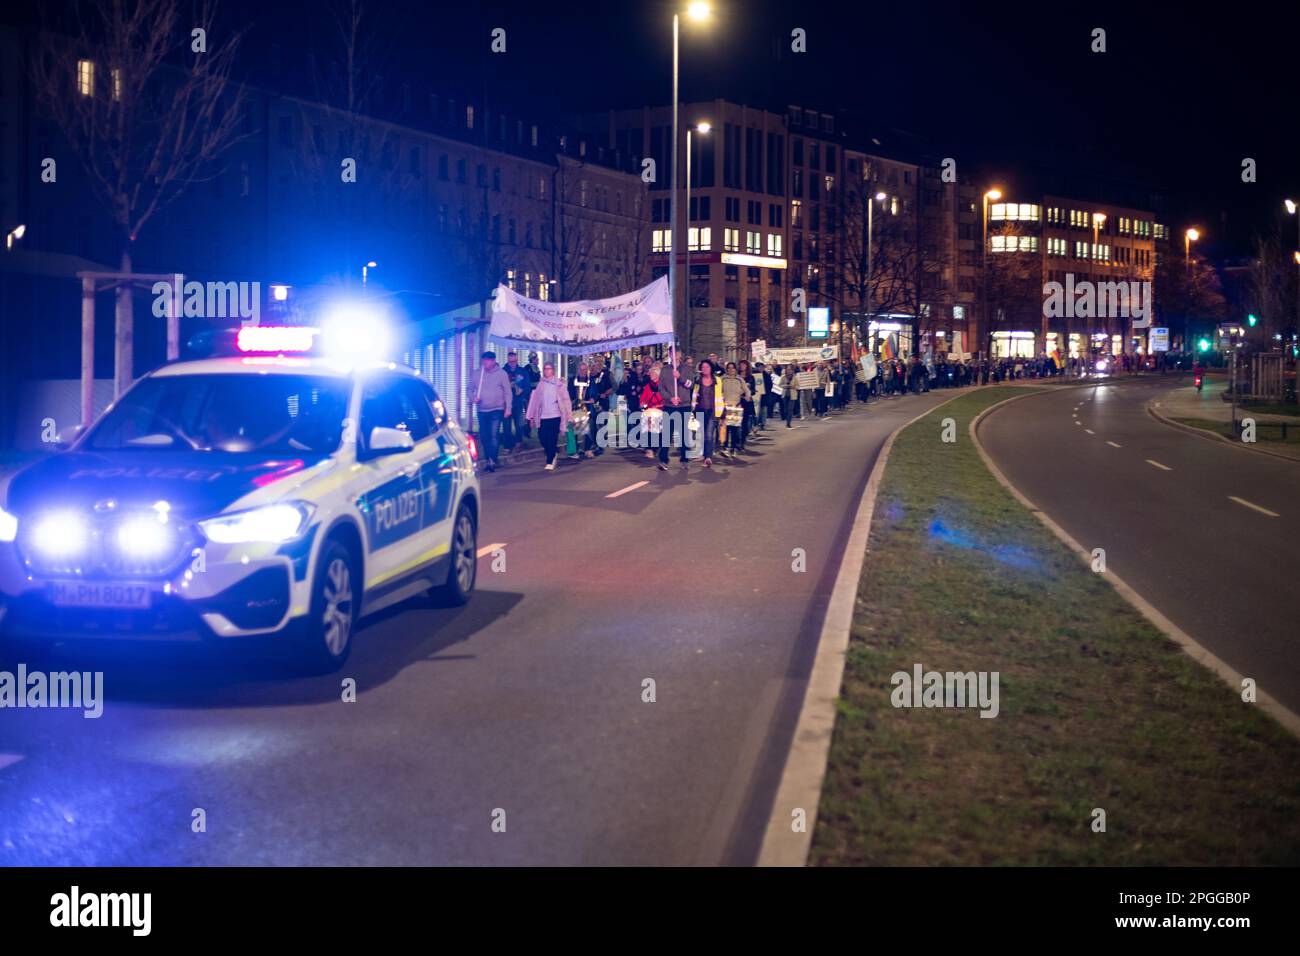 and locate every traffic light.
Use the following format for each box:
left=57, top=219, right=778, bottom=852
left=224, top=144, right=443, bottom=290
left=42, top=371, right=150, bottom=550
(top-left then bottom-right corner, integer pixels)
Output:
left=1247, top=313, right=1258, bottom=328
left=1197, top=337, right=1212, bottom=352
